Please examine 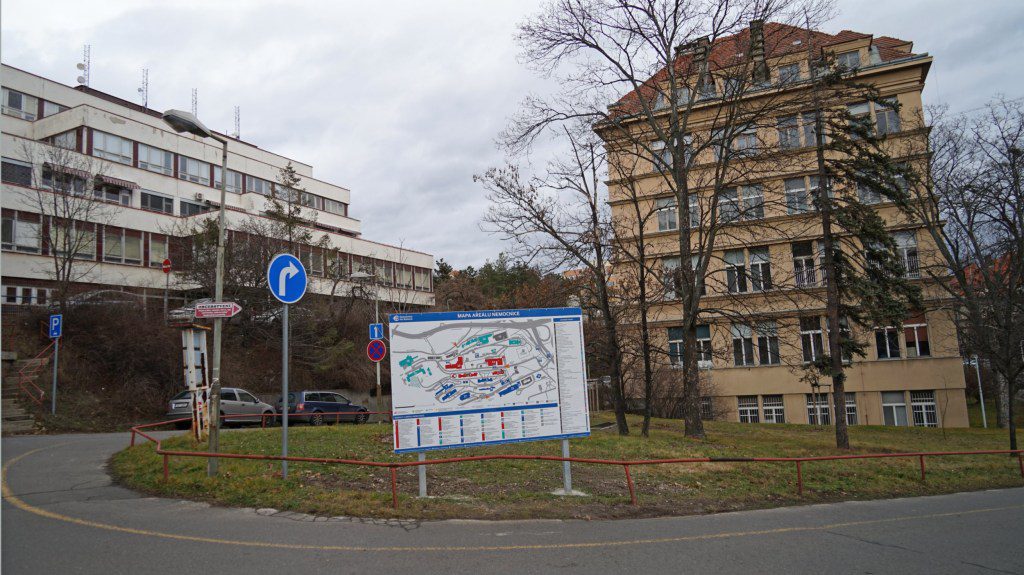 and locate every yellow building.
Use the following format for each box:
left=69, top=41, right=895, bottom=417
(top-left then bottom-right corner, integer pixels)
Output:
left=598, top=22, right=968, bottom=427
